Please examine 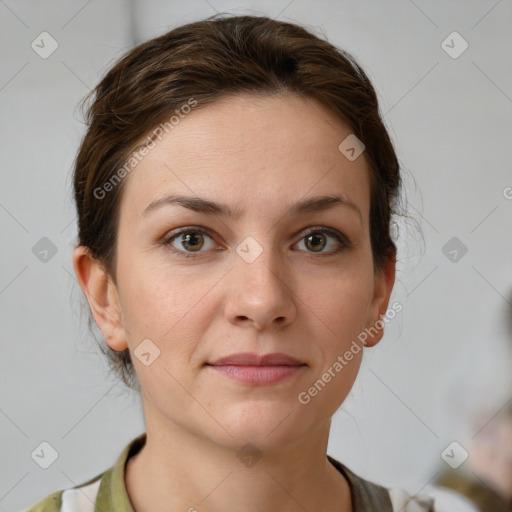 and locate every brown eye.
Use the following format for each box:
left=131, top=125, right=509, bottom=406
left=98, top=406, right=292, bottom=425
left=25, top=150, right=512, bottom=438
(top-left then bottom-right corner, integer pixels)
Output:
left=304, top=232, right=327, bottom=252
left=295, top=227, right=349, bottom=255
left=164, top=228, right=217, bottom=258
left=179, top=231, right=205, bottom=252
